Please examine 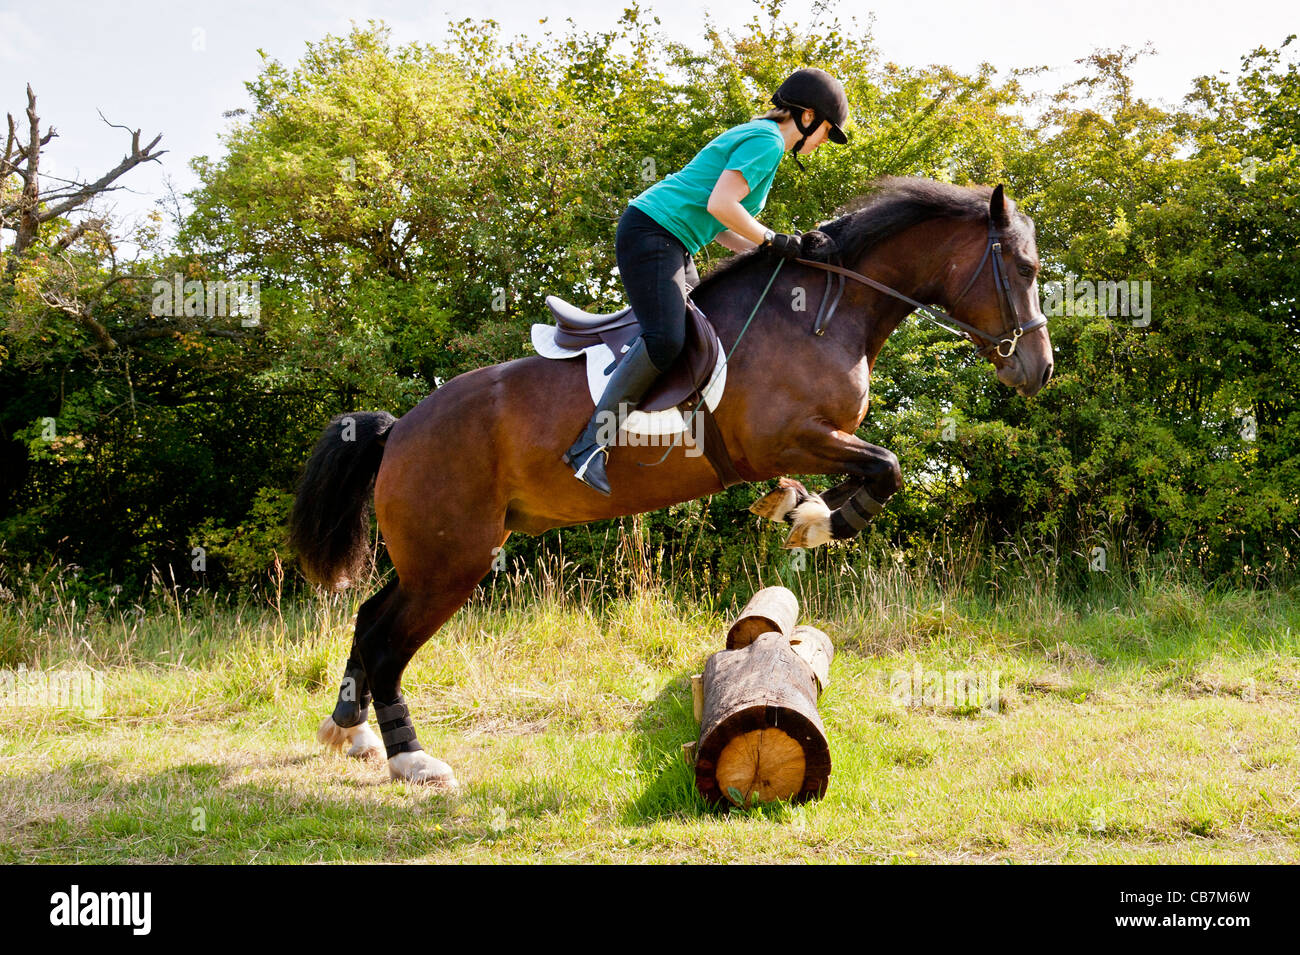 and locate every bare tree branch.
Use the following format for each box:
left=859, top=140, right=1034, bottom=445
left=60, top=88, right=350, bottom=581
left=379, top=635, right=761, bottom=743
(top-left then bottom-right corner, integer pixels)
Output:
left=3, top=85, right=165, bottom=255
left=1, top=87, right=246, bottom=357
left=41, top=131, right=165, bottom=221
left=14, top=84, right=42, bottom=253
left=1, top=112, right=17, bottom=179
